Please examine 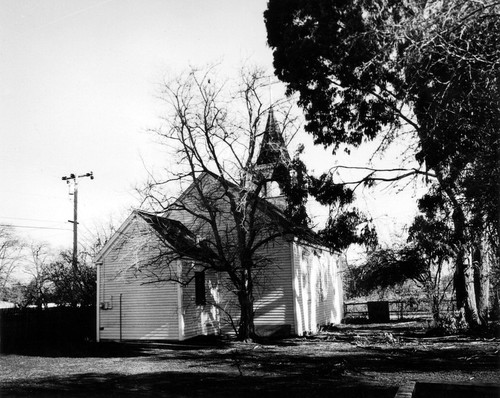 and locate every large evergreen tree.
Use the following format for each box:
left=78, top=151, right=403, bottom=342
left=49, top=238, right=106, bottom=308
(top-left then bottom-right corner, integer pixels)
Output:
left=265, top=0, right=500, bottom=327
